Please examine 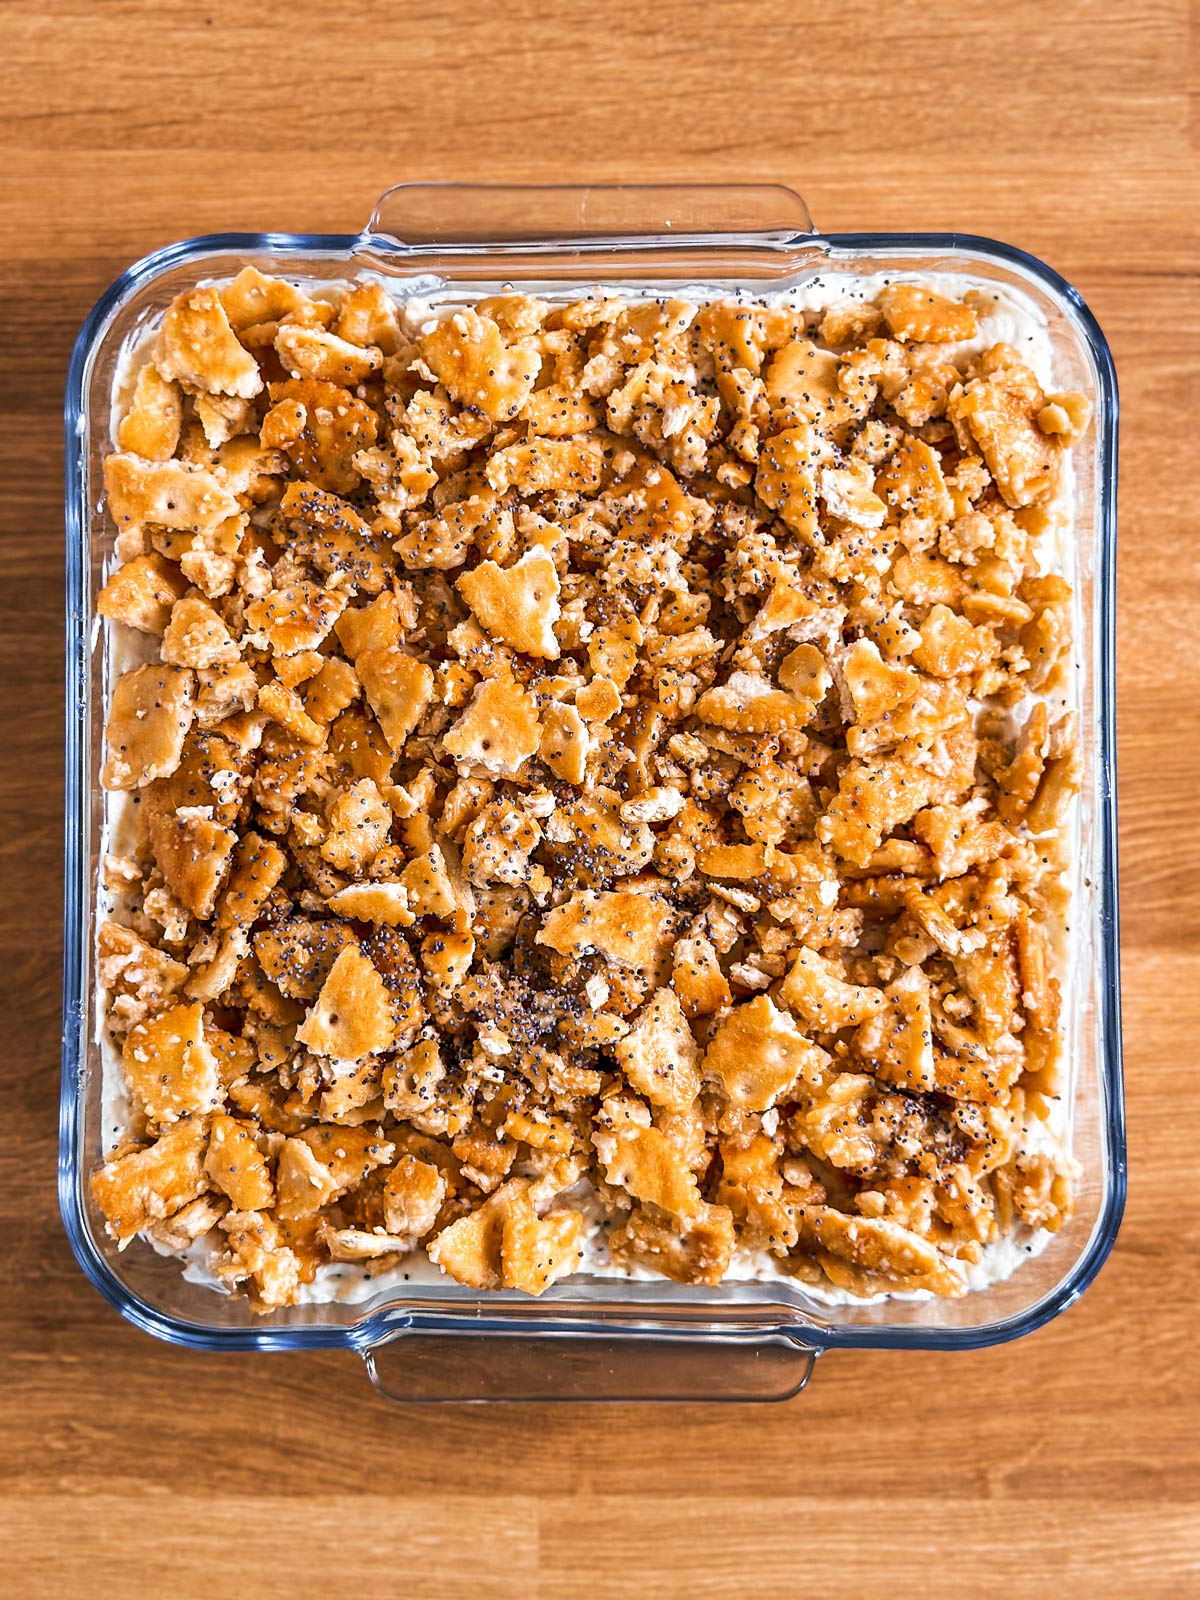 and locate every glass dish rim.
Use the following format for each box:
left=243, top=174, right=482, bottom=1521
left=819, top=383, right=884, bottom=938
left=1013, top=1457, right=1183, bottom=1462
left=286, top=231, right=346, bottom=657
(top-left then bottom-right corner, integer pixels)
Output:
left=61, top=221, right=1125, bottom=1356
